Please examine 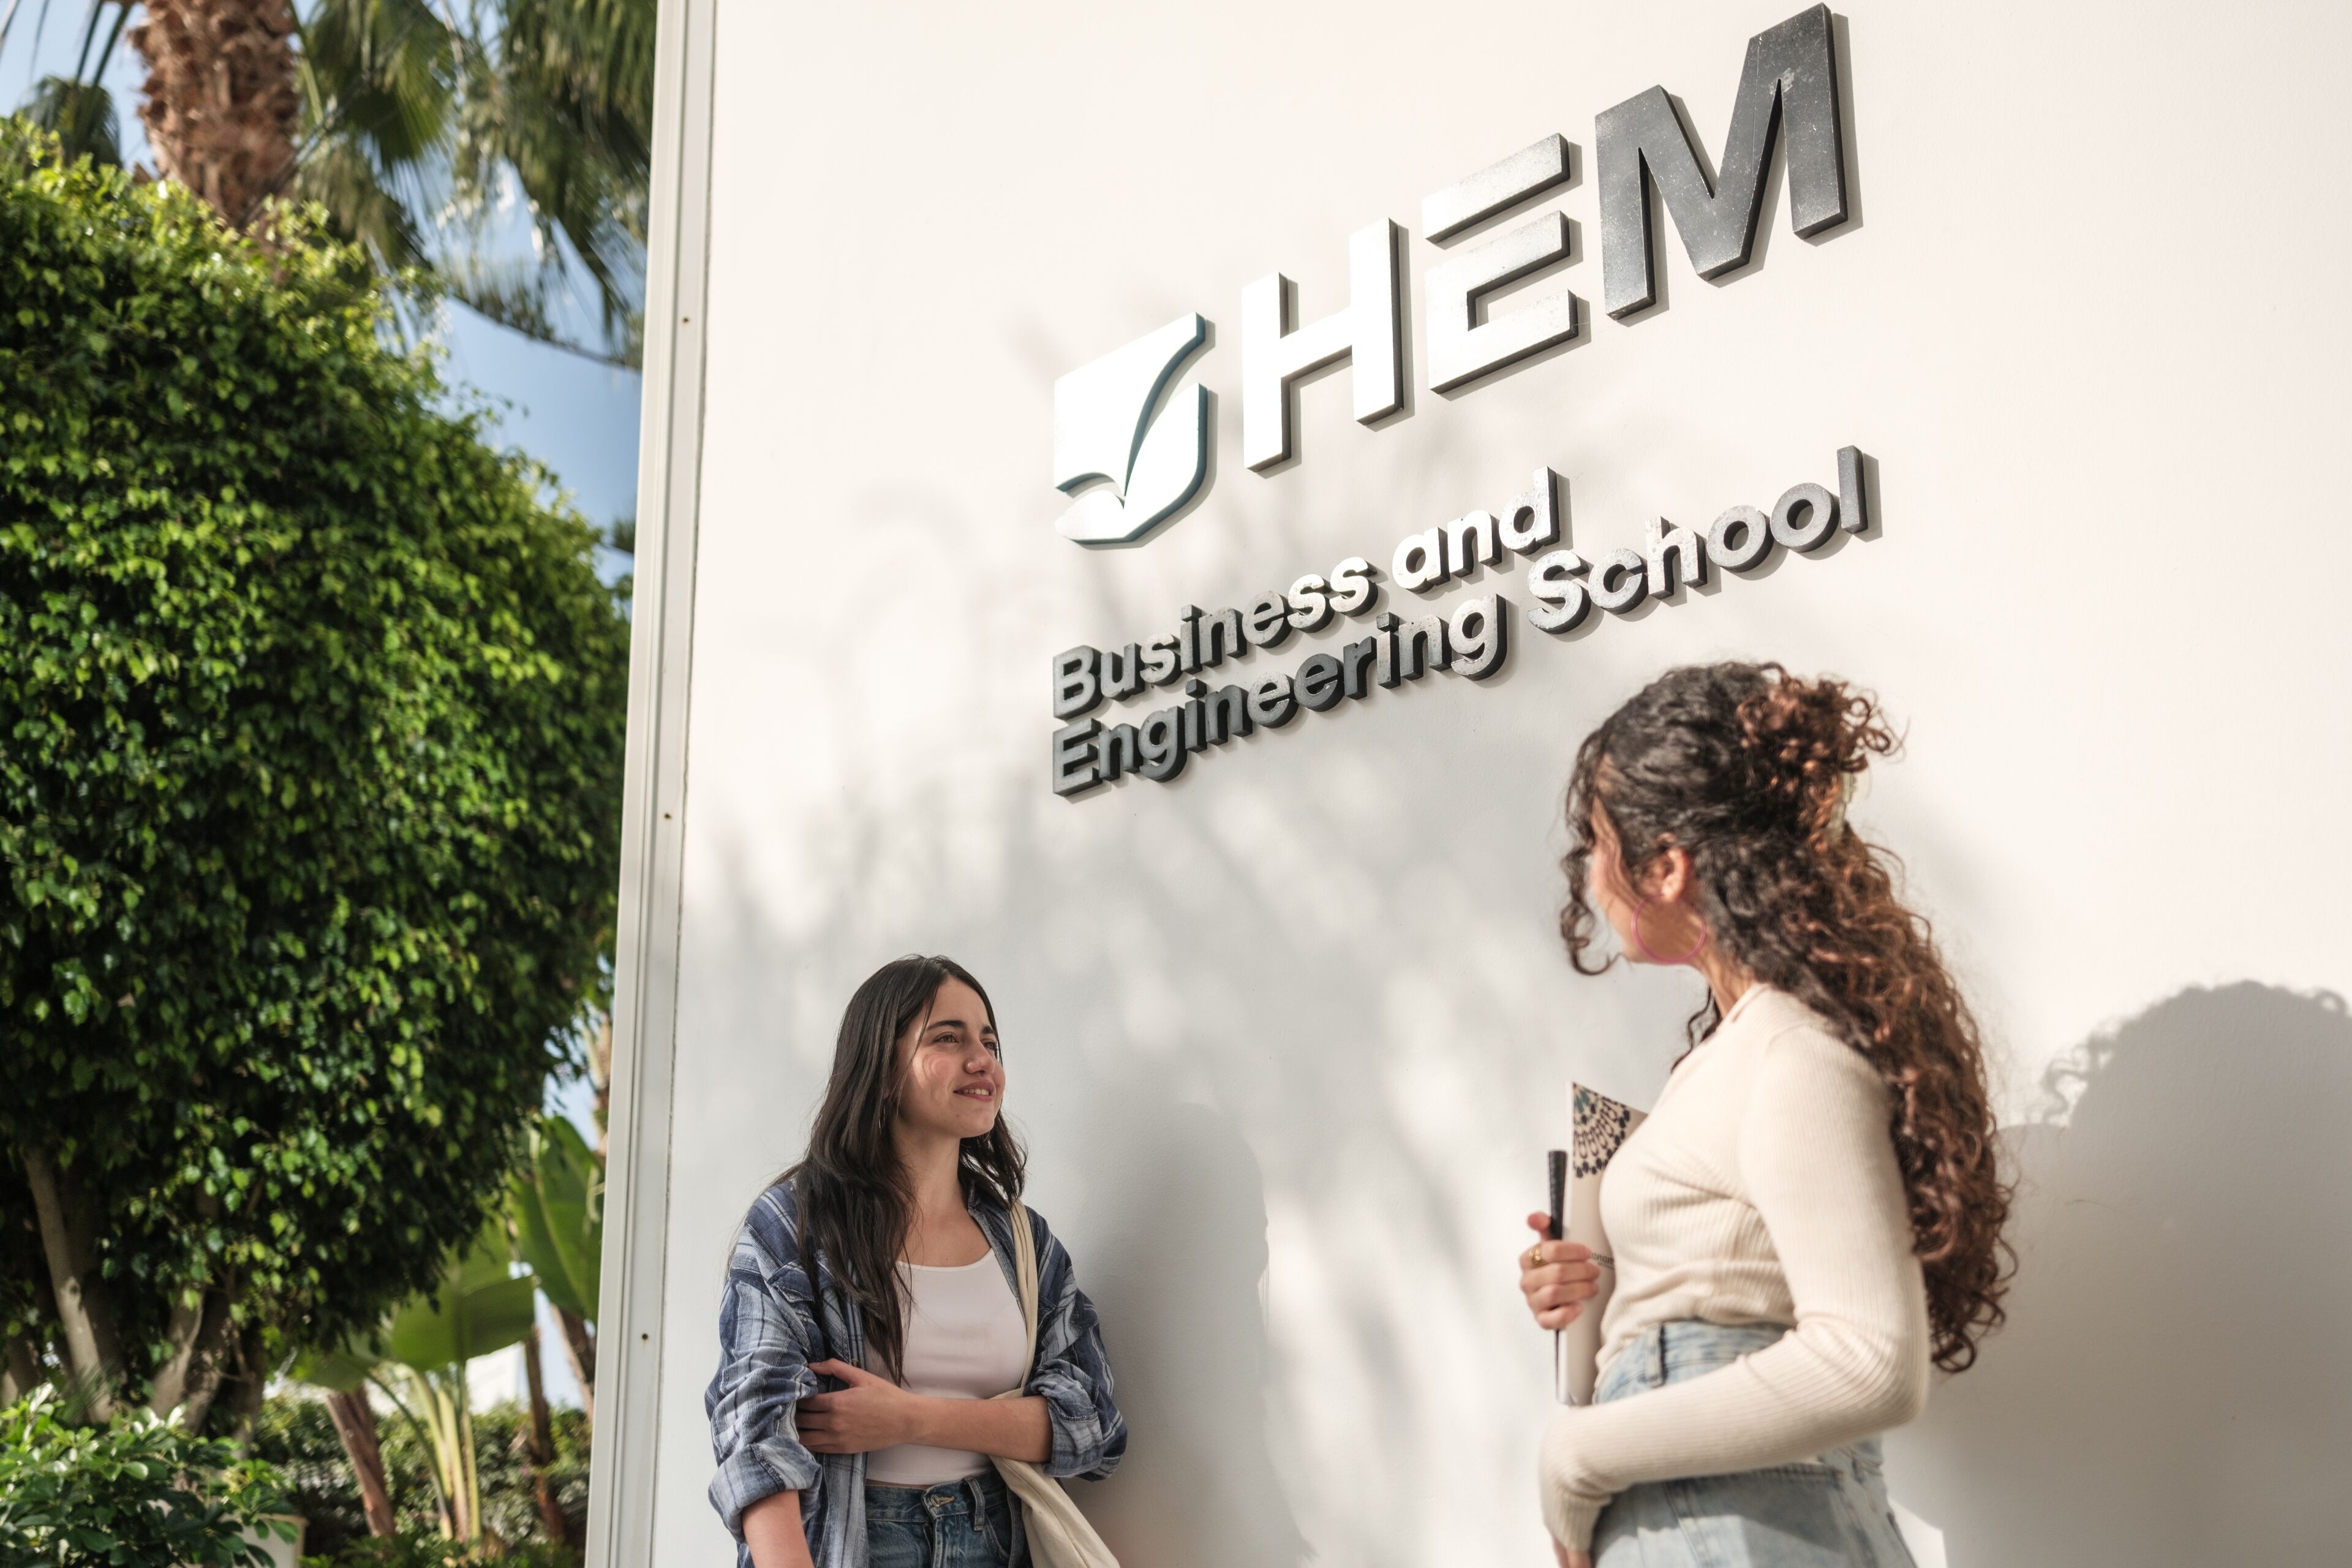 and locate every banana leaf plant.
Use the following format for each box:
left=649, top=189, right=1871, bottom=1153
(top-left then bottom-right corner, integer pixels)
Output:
left=293, top=1217, right=537, bottom=1542
left=510, top=1114, right=601, bottom=1422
